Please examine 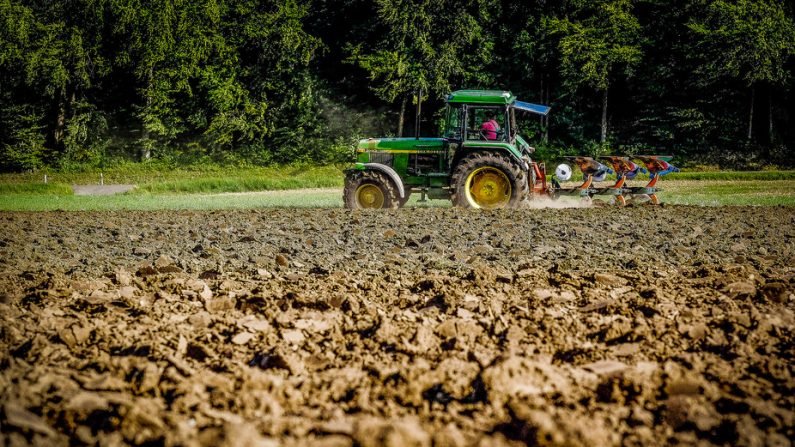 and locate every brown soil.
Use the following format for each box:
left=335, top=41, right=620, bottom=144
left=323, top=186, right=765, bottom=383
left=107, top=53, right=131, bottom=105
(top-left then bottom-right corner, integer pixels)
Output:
left=1, top=206, right=793, bottom=446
